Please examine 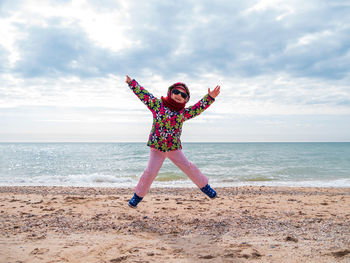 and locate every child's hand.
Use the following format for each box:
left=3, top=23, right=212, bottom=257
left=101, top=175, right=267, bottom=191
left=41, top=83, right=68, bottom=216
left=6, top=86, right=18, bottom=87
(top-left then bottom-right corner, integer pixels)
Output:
left=208, top=85, right=221, bottom=98
left=126, top=75, right=132, bottom=84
